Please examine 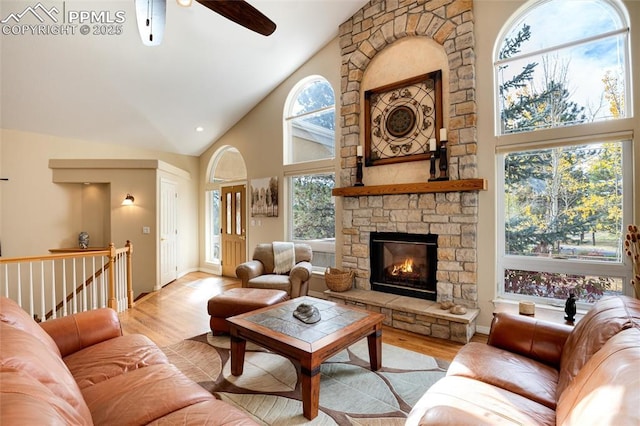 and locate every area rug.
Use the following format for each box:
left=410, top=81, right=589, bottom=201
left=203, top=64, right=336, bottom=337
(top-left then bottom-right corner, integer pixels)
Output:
left=162, top=333, right=448, bottom=425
